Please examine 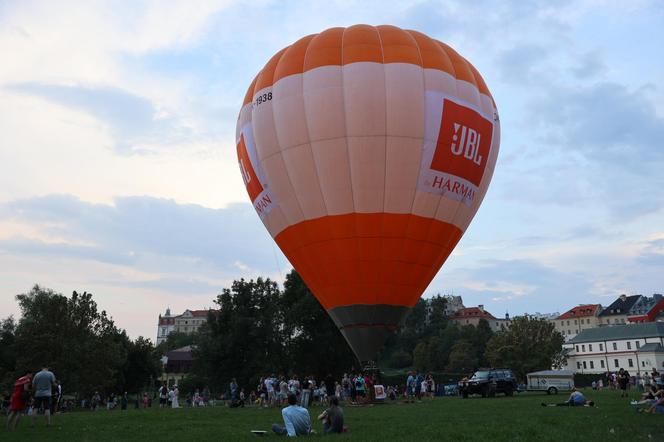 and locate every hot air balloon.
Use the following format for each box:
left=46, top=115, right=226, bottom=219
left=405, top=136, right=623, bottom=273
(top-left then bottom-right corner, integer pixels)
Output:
left=236, top=25, right=500, bottom=363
